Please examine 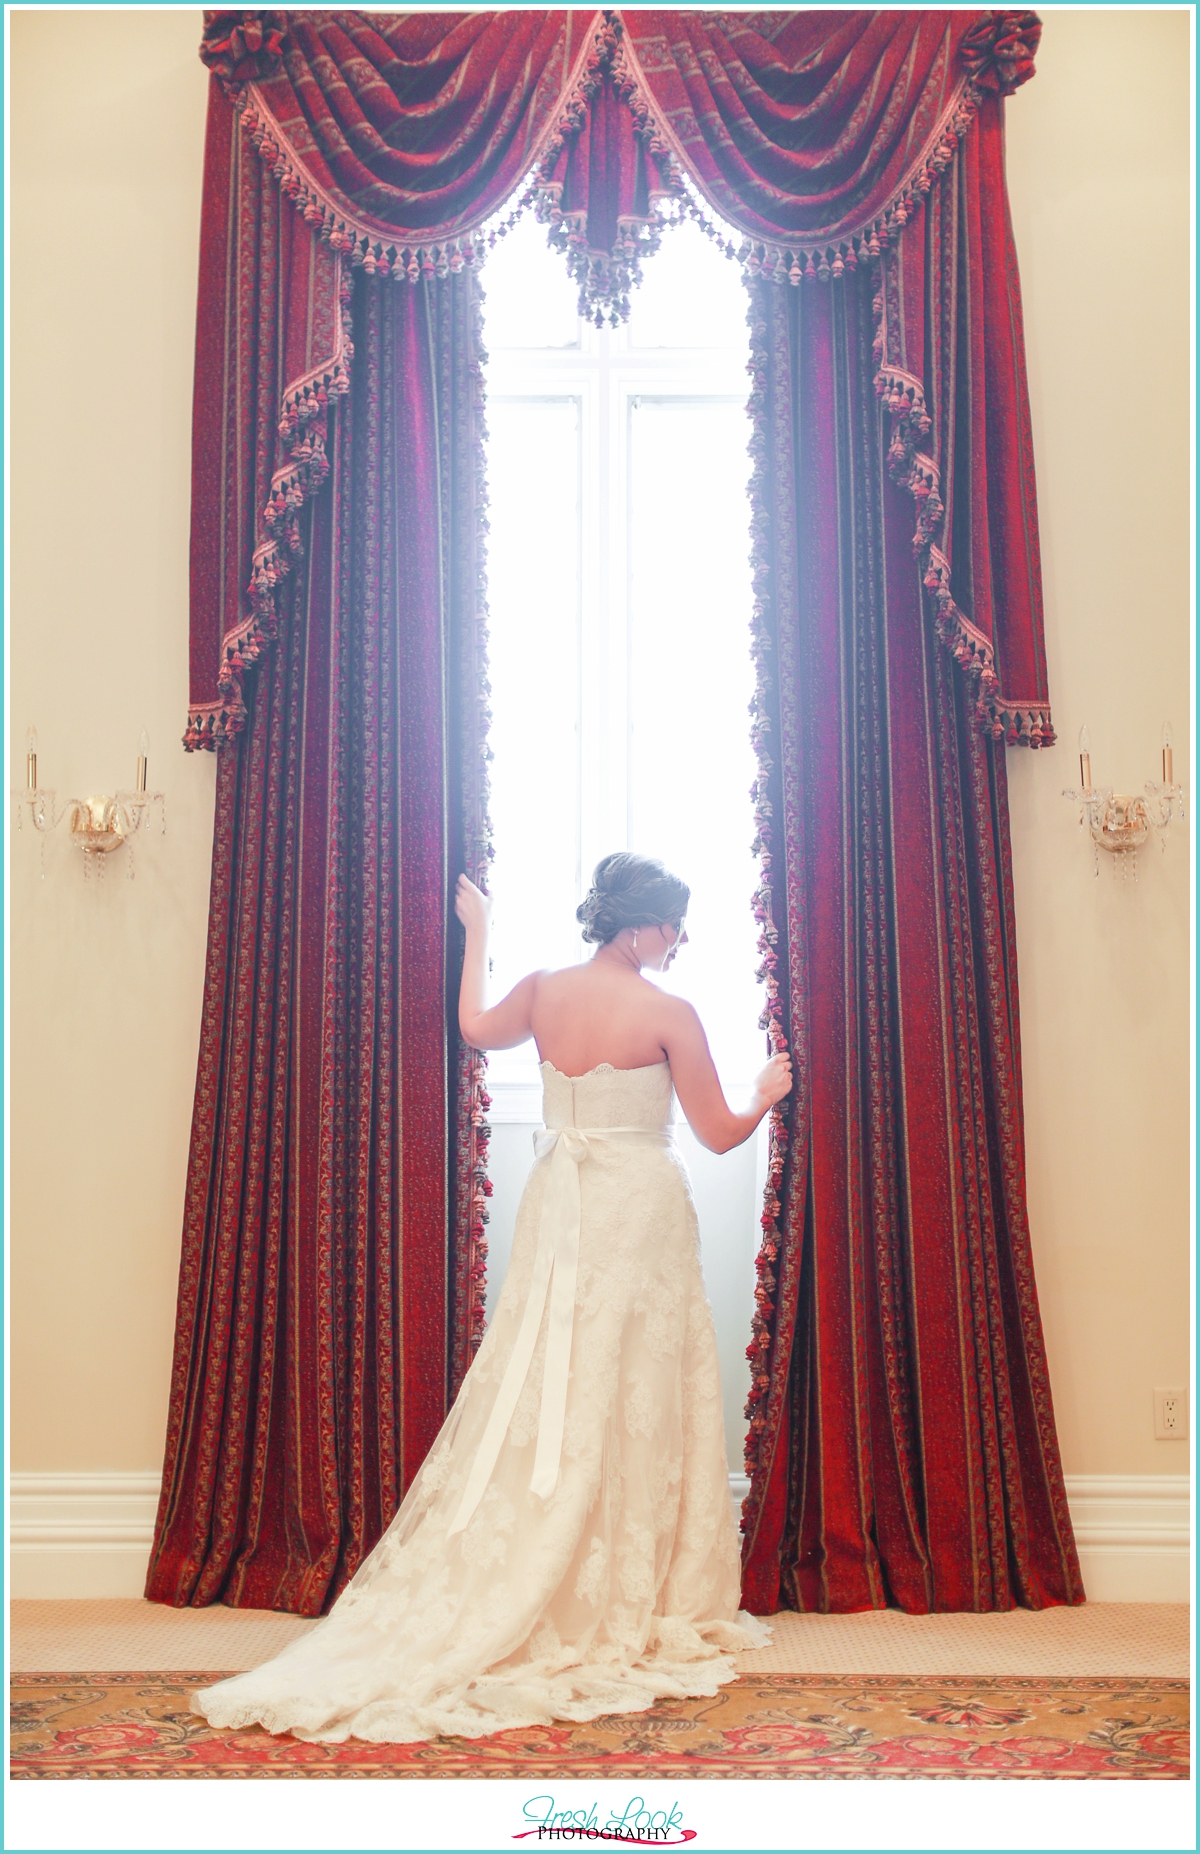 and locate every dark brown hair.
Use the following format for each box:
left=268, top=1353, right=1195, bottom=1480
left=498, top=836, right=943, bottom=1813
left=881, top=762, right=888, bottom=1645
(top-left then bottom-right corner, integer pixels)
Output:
left=576, top=852, right=690, bottom=946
